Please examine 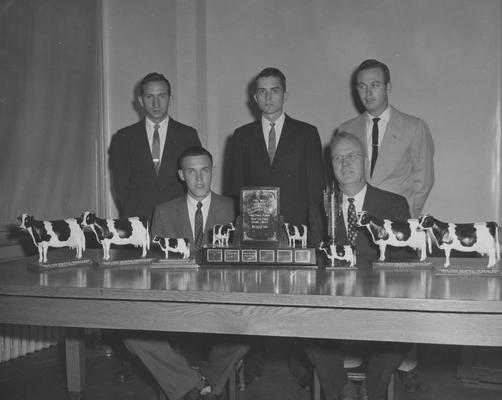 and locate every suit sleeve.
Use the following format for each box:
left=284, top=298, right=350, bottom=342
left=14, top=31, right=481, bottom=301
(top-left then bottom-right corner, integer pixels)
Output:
left=108, top=131, right=129, bottom=215
left=306, top=127, right=326, bottom=205
left=151, top=204, right=180, bottom=238
left=410, top=119, right=434, bottom=216
left=306, top=127, right=326, bottom=244
left=230, top=130, right=245, bottom=198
